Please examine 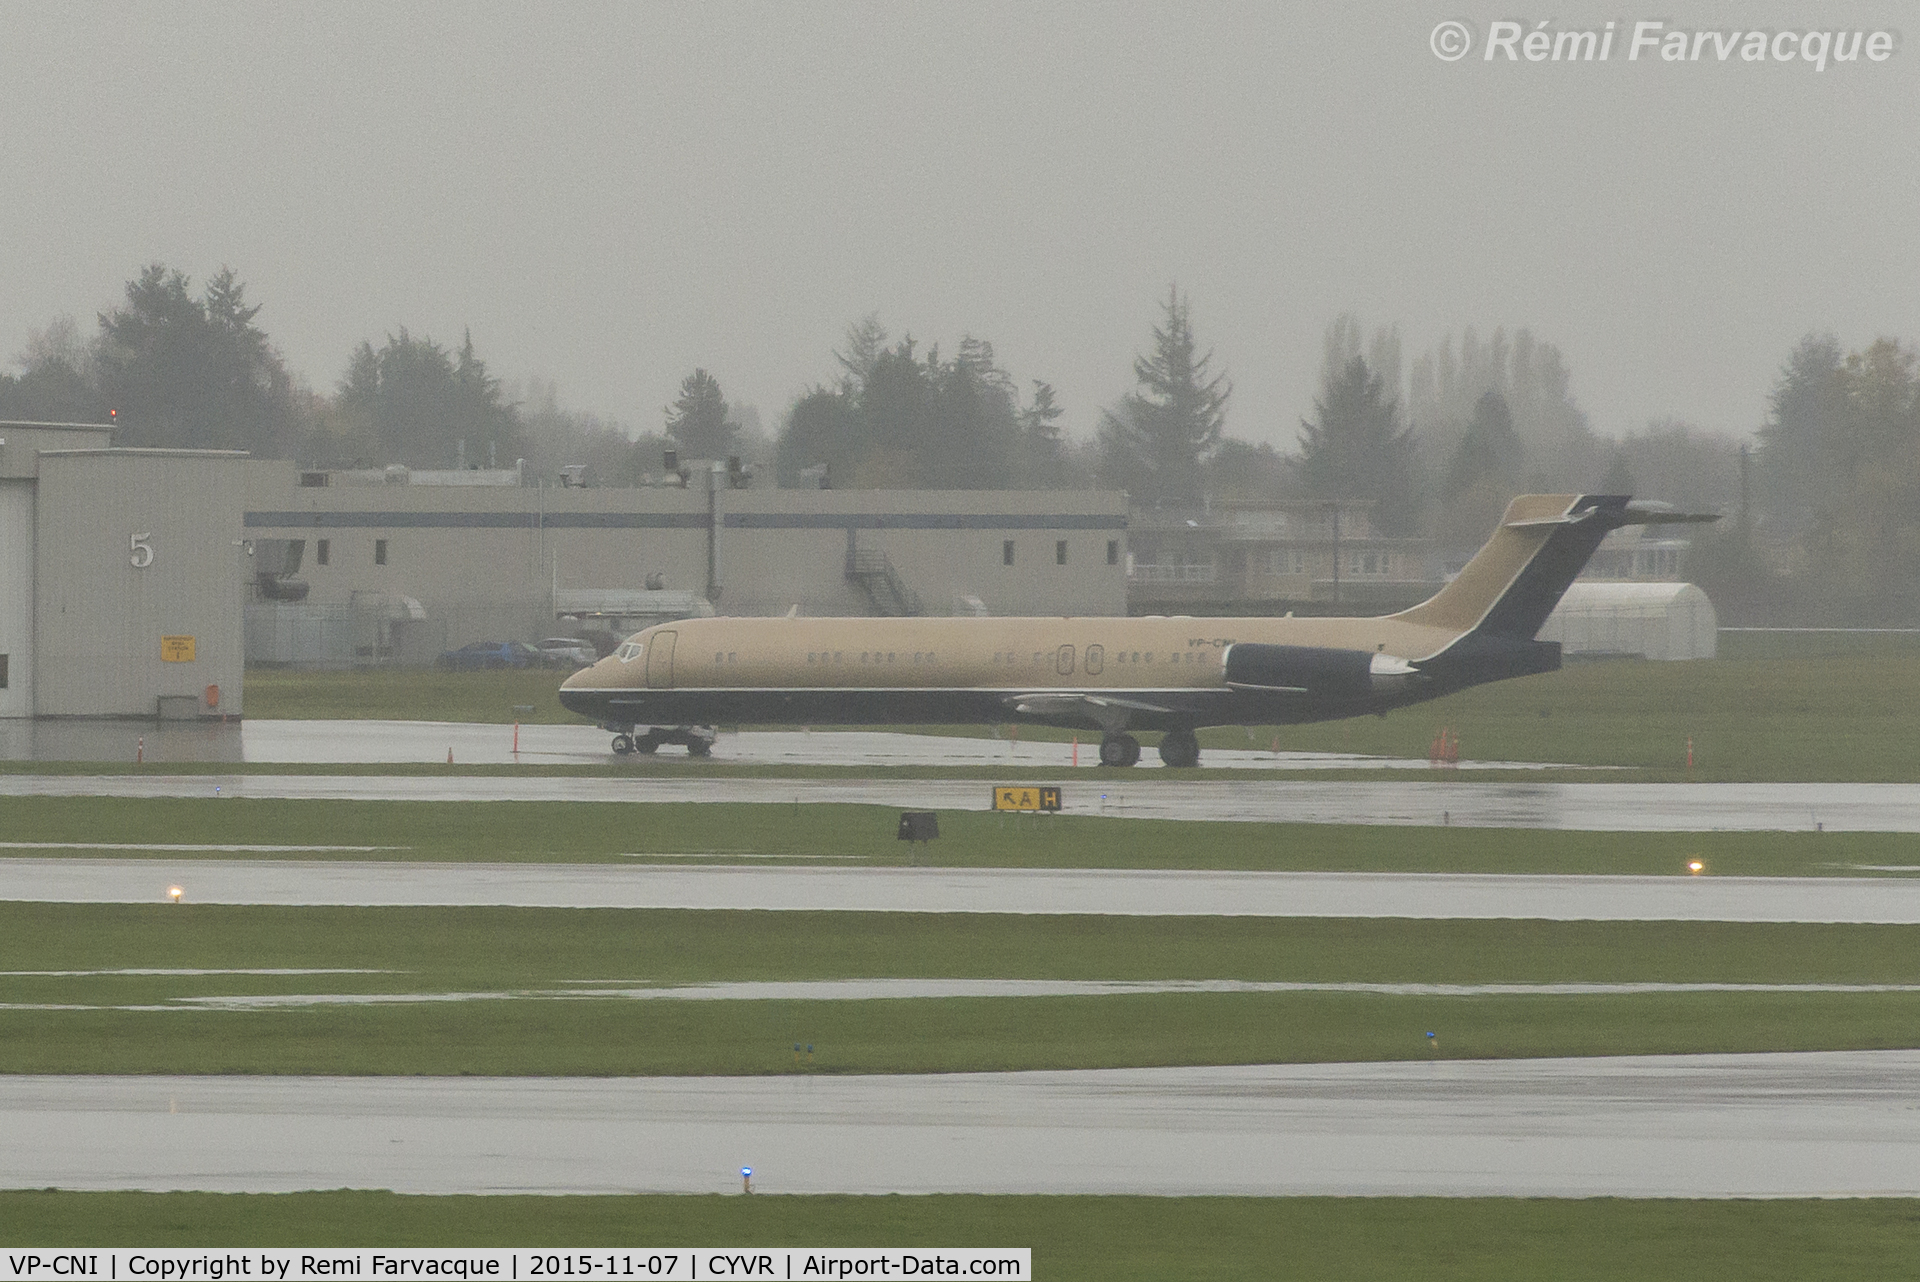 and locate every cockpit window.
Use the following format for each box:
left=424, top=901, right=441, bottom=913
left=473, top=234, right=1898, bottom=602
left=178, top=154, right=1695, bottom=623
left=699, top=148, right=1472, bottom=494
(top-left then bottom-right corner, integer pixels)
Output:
left=616, top=642, right=643, bottom=662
